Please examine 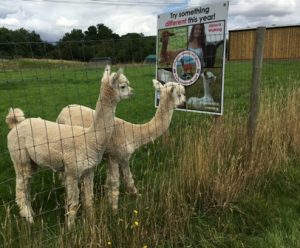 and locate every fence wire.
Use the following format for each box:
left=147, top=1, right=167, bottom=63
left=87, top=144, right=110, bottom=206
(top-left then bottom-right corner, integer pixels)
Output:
left=0, top=29, right=299, bottom=246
